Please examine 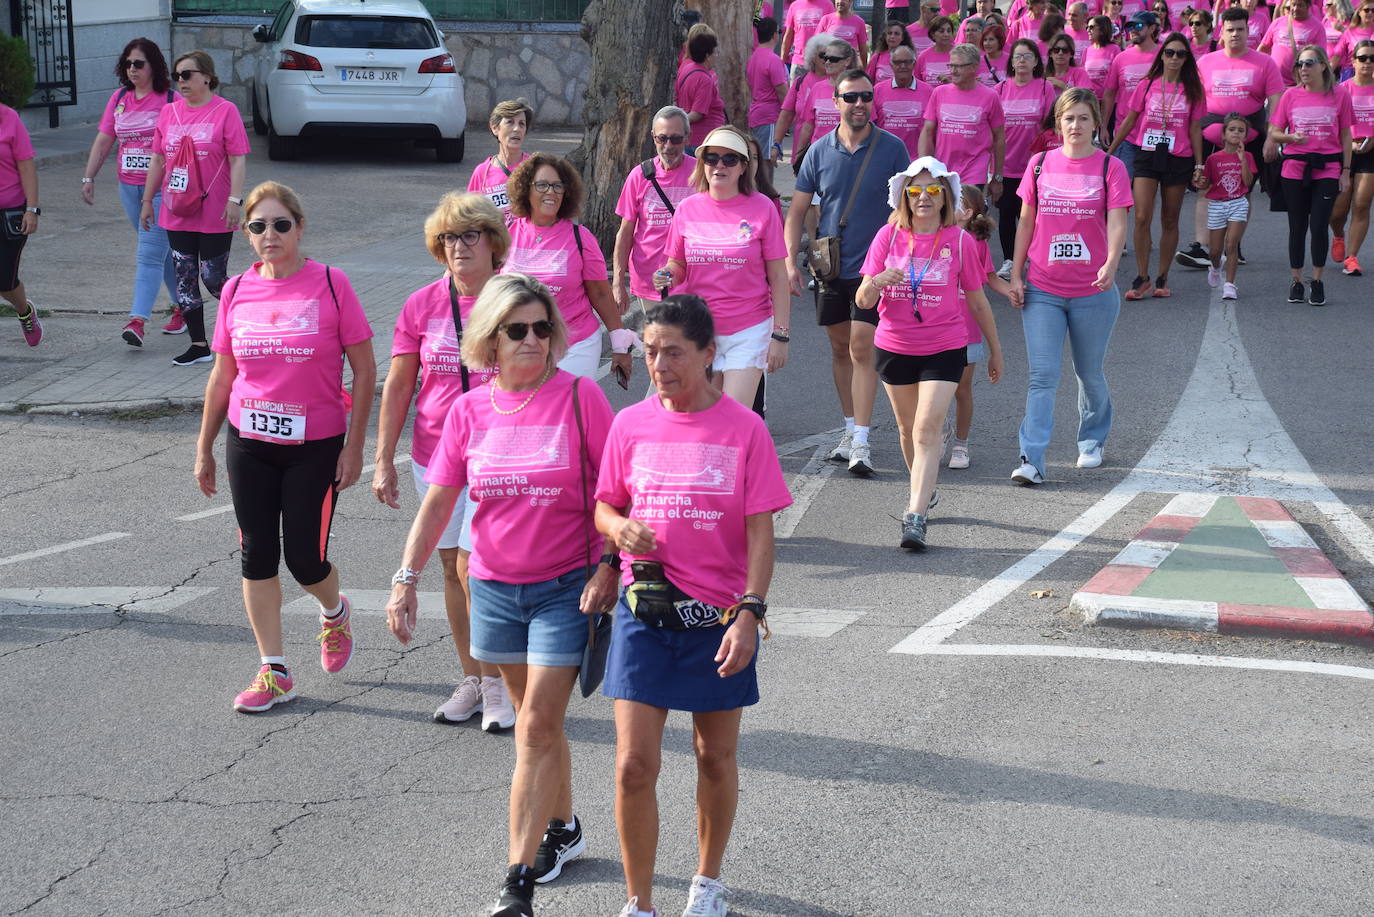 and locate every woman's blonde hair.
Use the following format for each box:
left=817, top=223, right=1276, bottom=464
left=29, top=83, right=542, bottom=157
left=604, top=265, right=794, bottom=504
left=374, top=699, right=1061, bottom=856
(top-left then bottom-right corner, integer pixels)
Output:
left=1053, top=86, right=1103, bottom=132
left=460, top=273, right=569, bottom=371
left=893, top=172, right=957, bottom=229
left=423, top=192, right=511, bottom=267
left=173, top=50, right=219, bottom=90
left=689, top=125, right=756, bottom=195
left=243, top=180, right=304, bottom=224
